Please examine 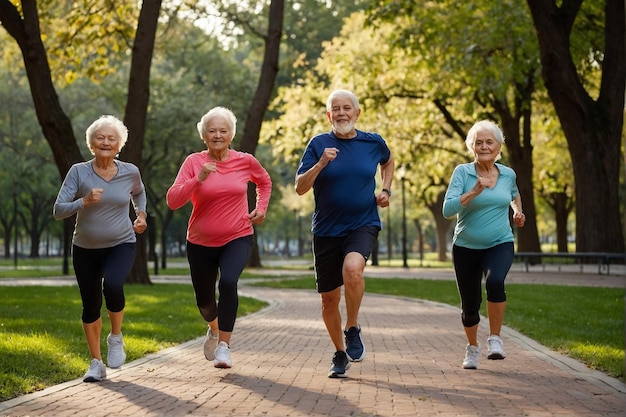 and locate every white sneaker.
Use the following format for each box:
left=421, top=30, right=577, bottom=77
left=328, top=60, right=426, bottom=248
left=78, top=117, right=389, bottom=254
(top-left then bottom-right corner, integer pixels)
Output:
left=214, top=341, right=232, bottom=368
left=487, top=335, right=506, bottom=359
left=83, top=358, right=106, bottom=382
left=462, top=344, right=481, bottom=369
left=107, top=332, right=126, bottom=368
left=203, top=329, right=218, bottom=361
